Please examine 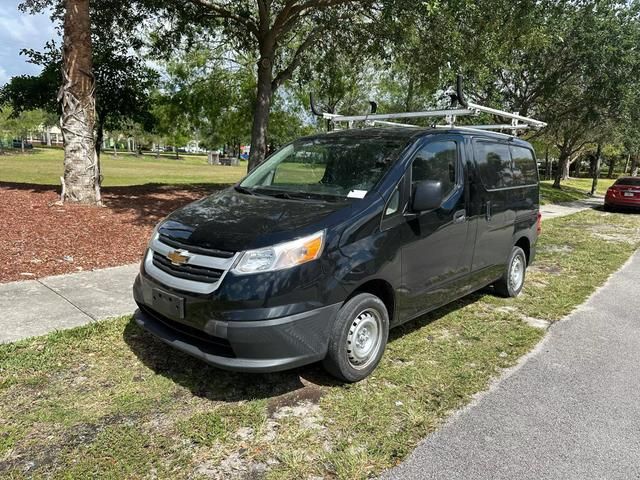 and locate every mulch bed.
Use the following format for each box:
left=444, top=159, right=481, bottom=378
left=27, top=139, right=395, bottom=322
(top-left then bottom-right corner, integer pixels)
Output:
left=0, top=182, right=225, bottom=283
